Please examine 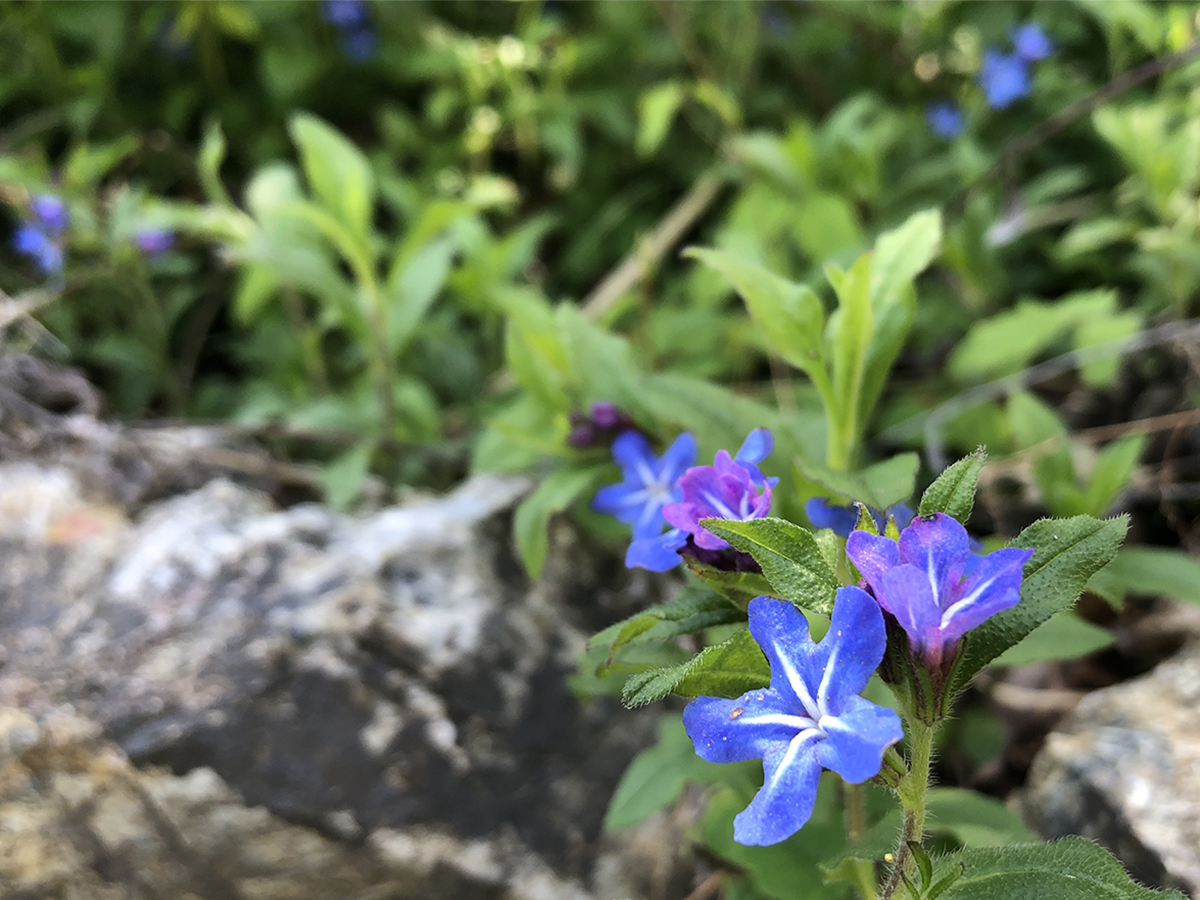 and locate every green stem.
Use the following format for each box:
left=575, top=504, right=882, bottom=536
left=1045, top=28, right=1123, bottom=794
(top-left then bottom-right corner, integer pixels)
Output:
left=843, top=782, right=877, bottom=900
left=882, top=719, right=936, bottom=900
